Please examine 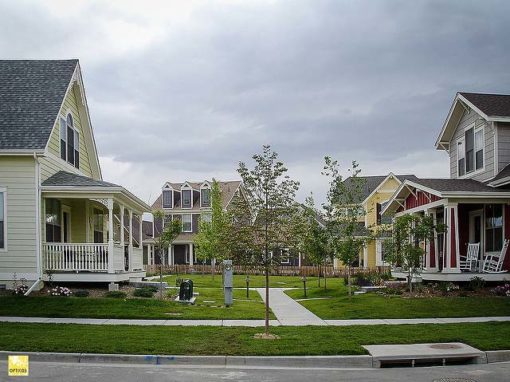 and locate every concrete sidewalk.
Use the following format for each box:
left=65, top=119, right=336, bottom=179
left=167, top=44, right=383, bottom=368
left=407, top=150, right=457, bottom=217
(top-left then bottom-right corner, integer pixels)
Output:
left=256, top=288, right=327, bottom=325
left=1, top=315, right=509, bottom=326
